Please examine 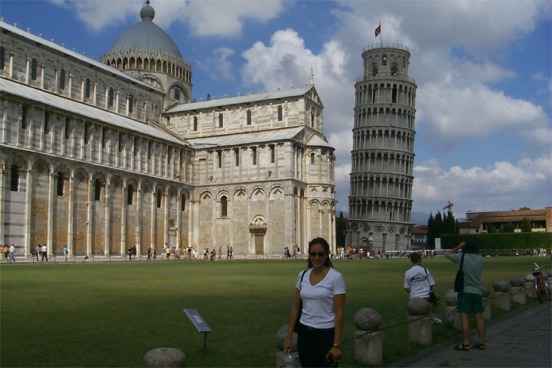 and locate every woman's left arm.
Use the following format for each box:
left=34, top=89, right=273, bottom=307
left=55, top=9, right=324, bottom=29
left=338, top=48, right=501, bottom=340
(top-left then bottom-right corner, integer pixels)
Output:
left=328, top=293, right=346, bottom=362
